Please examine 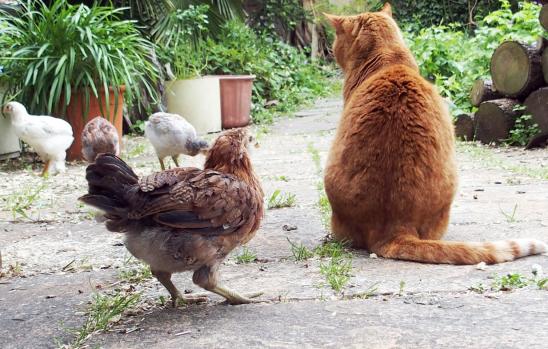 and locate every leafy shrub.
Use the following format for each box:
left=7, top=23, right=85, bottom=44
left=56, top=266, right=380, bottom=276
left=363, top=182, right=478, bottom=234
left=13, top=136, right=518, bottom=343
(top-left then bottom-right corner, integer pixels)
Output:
left=154, top=4, right=210, bottom=80
left=406, top=0, right=544, bottom=115
left=0, top=0, right=158, bottom=116
left=202, top=21, right=332, bottom=123
left=392, top=0, right=506, bottom=28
